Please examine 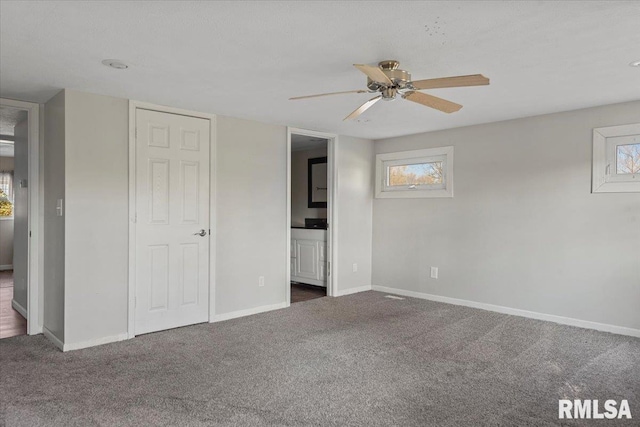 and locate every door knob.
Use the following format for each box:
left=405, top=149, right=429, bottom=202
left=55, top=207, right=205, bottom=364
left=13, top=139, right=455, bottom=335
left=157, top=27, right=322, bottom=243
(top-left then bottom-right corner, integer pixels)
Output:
left=194, top=229, right=207, bottom=237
